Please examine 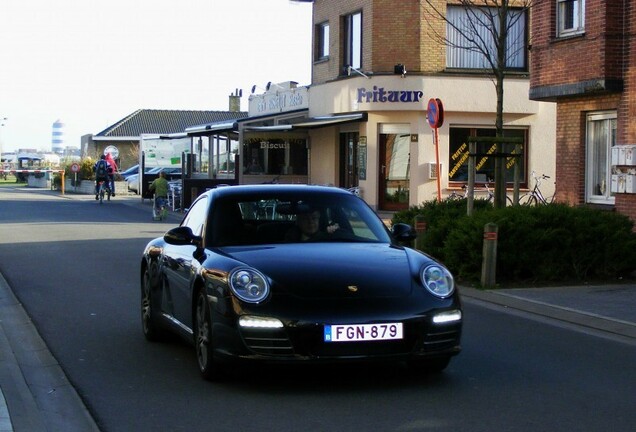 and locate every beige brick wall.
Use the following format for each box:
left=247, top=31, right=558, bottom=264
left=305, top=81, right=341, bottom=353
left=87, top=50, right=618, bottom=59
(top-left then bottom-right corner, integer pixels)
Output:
left=312, top=0, right=452, bottom=84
